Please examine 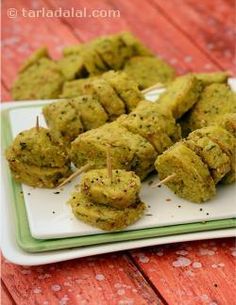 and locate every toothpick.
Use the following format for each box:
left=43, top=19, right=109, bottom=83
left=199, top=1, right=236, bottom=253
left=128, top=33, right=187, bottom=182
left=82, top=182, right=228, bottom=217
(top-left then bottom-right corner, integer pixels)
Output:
left=106, top=145, right=112, bottom=183
left=142, top=82, right=165, bottom=94
left=36, top=116, right=39, bottom=131
left=152, top=173, right=176, bottom=188
left=57, top=163, right=93, bottom=188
